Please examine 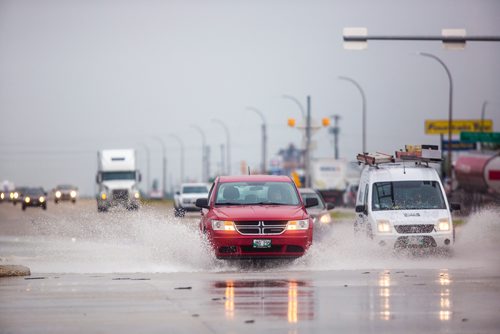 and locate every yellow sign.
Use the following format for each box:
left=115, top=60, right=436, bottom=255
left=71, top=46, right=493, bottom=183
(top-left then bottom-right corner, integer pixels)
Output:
left=425, top=119, right=493, bottom=135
